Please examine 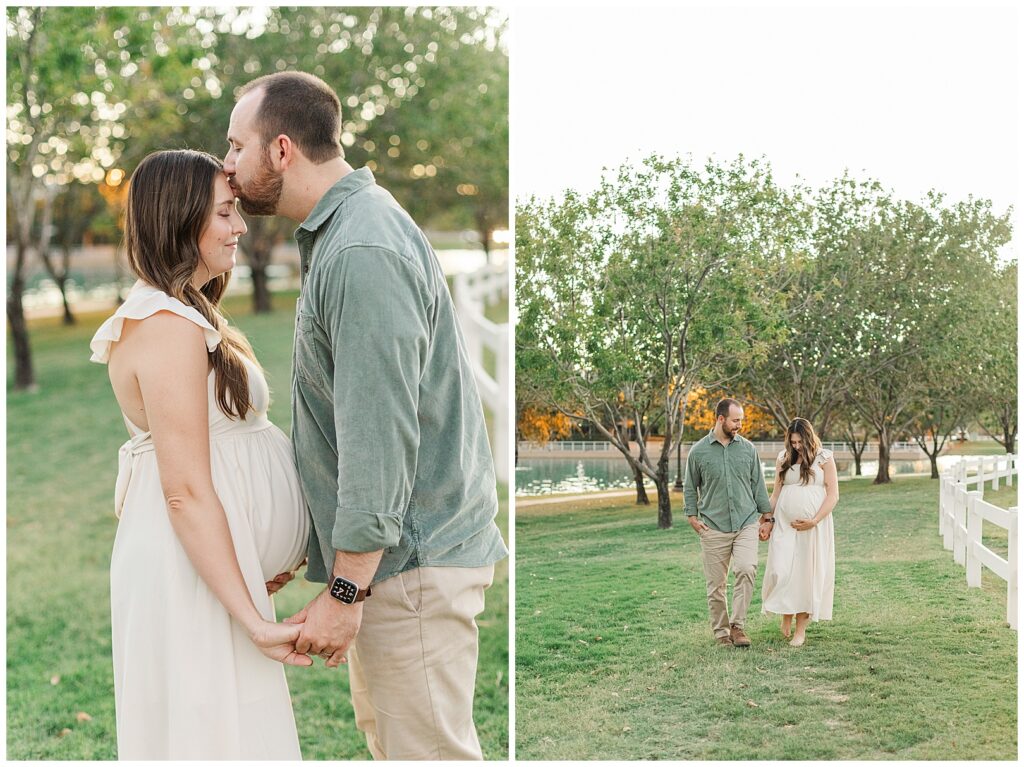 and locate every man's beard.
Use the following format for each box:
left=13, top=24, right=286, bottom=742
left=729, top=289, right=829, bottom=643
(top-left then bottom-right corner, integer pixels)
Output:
left=232, top=149, right=284, bottom=216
